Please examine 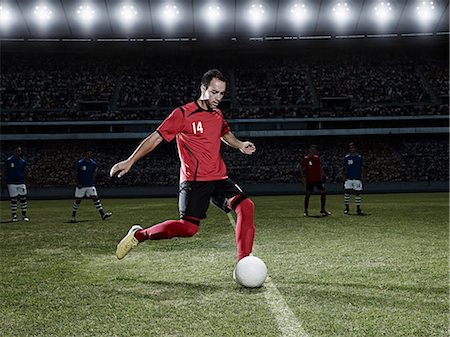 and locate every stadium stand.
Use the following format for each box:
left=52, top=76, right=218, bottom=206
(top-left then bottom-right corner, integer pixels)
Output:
left=1, top=45, right=448, bottom=121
